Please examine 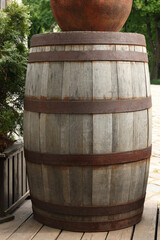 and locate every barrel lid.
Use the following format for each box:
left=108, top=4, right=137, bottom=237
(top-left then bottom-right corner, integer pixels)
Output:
left=30, top=32, right=146, bottom=47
